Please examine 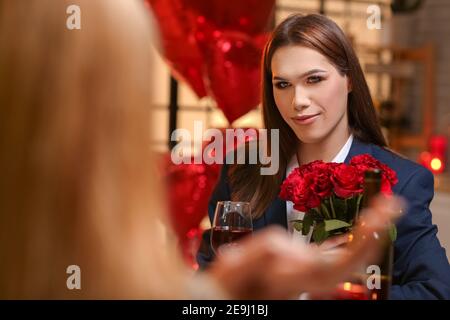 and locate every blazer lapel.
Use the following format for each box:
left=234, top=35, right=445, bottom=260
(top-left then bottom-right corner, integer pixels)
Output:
left=344, top=137, right=373, bottom=164
left=264, top=197, right=287, bottom=228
